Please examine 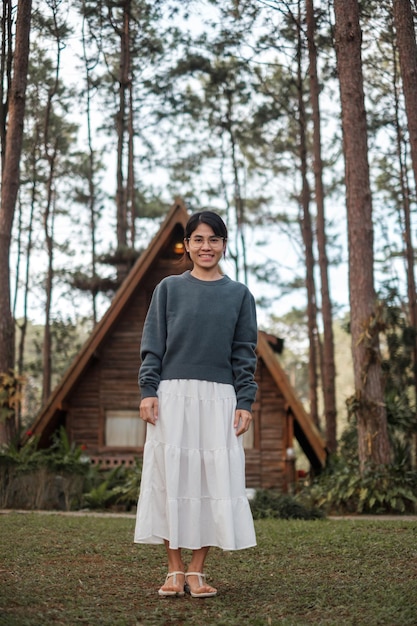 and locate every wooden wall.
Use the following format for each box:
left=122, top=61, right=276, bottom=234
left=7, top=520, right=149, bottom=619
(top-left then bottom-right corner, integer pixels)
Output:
left=245, top=358, right=287, bottom=491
